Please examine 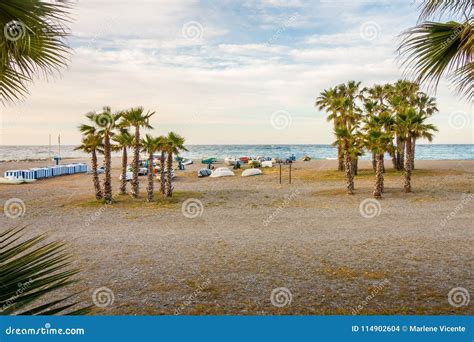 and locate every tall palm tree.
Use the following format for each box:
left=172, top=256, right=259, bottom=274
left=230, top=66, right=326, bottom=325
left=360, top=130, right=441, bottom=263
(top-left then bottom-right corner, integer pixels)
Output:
left=75, top=133, right=103, bottom=200
left=155, top=135, right=168, bottom=196
left=112, top=128, right=134, bottom=195
left=398, top=108, right=438, bottom=192
left=336, top=81, right=363, bottom=194
left=412, top=92, right=438, bottom=168
left=120, top=107, right=155, bottom=199
left=387, top=80, right=419, bottom=170
left=365, top=130, right=393, bottom=199
left=316, top=88, right=344, bottom=171
left=398, top=0, right=473, bottom=101
left=141, top=135, right=159, bottom=202
left=164, top=132, right=187, bottom=198
left=94, top=107, right=120, bottom=204
left=0, top=0, right=72, bottom=104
